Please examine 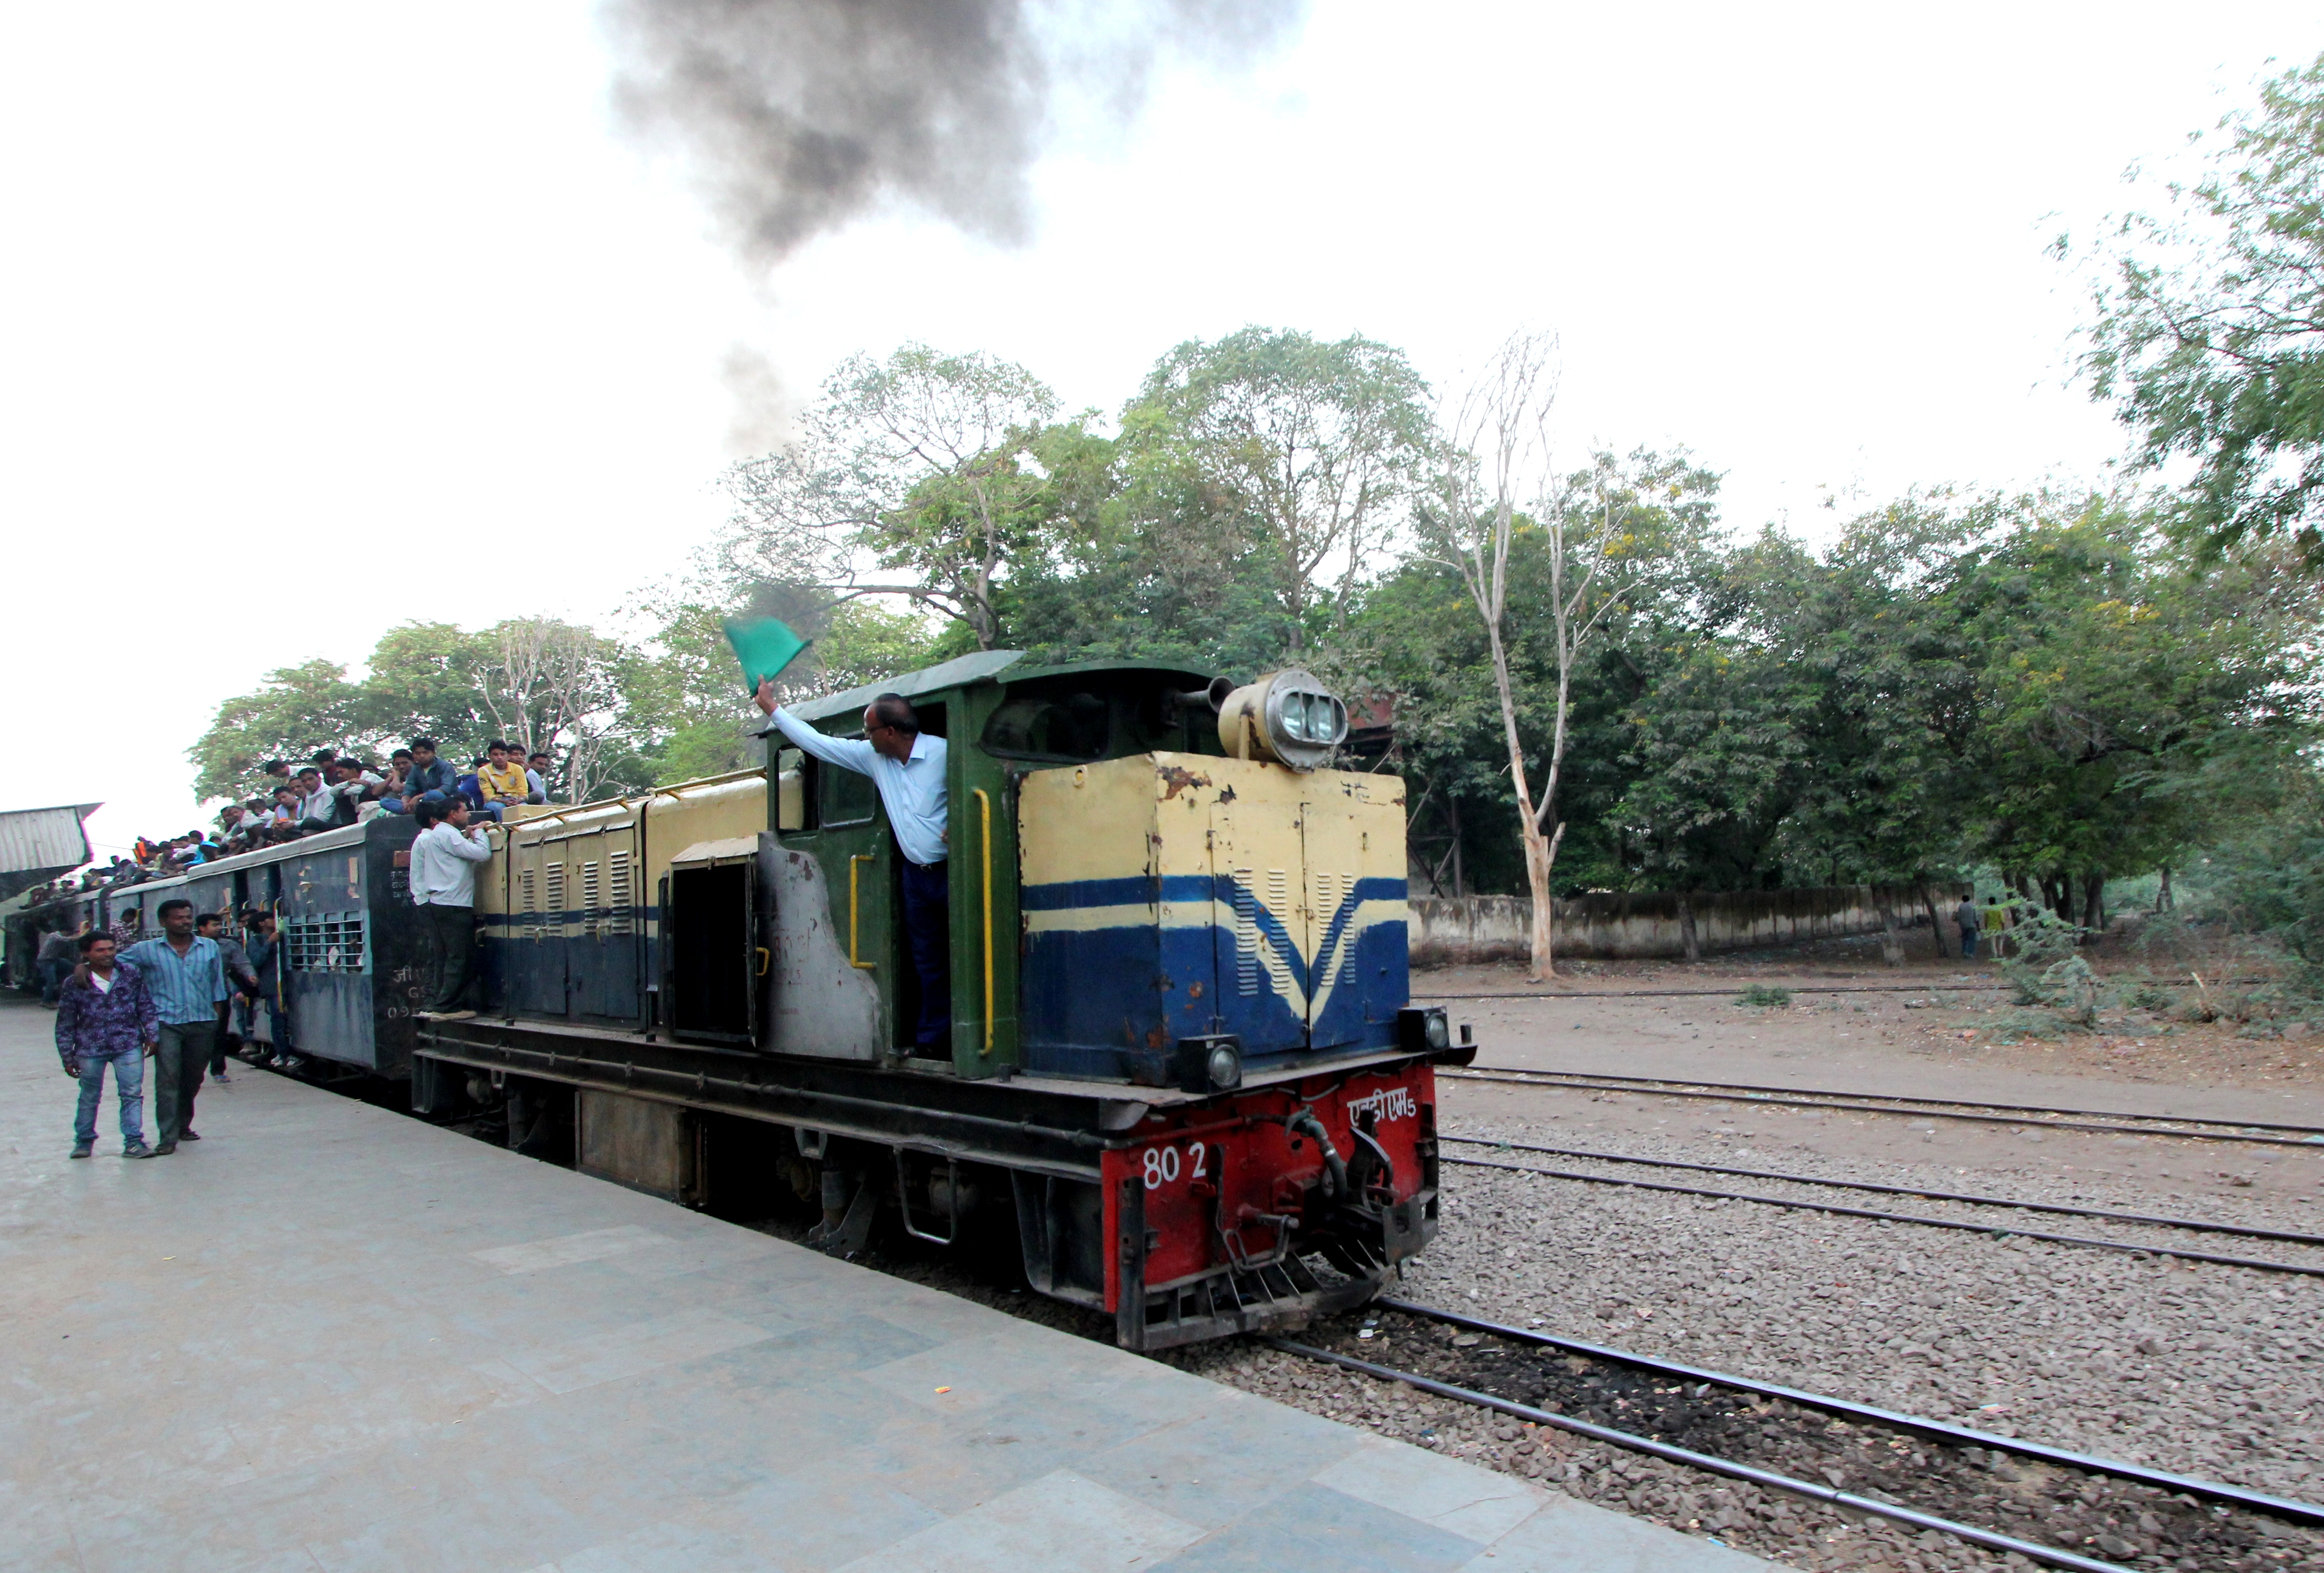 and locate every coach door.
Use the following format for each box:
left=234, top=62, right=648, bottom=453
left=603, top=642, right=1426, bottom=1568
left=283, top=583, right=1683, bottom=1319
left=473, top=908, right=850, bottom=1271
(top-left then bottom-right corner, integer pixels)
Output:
left=665, top=838, right=757, bottom=1044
